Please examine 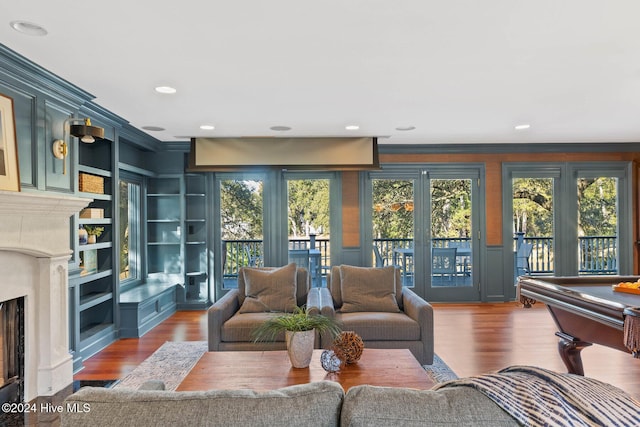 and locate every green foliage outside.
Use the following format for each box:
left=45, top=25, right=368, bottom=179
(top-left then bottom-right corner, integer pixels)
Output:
left=217, top=176, right=618, bottom=242
left=372, top=179, right=414, bottom=239
left=287, top=179, right=330, bottom=237
left=577, top=177, right=617, bottom=236
left=513, top=177, right=617, bottom=237
left=220, top=180, right=263, bottom=240
left=512, top=178, right=554, bottom=236
left=372, top=178, right=472, bottom=239
left=219, top=179, right=330, bottom=240
left=430, top=179, right=471, bottom=238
